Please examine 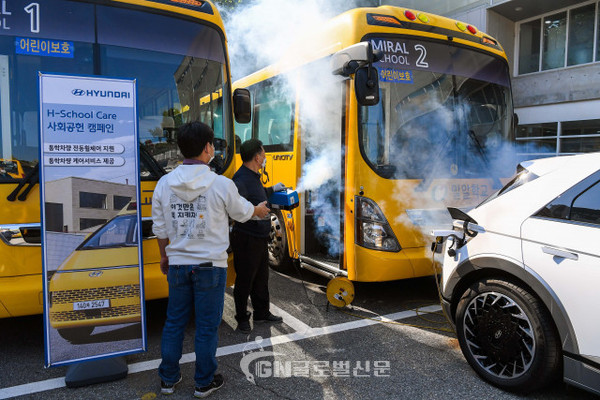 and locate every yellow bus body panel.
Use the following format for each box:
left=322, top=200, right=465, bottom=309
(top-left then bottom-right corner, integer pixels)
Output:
left=112, top=0, right=227, bottom=37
